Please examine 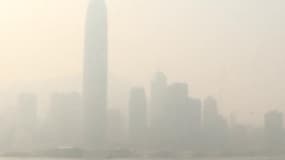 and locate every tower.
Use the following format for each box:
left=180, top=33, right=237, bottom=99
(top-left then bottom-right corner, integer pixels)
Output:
left=149, top=72, right=168, bottom=149
left=83, top=0, right=108, bottom=148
